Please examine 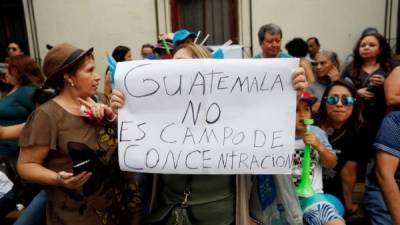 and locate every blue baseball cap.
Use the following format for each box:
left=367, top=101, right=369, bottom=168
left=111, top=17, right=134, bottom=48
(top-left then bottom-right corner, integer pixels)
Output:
left=172, top=29, right=196, bottom=44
